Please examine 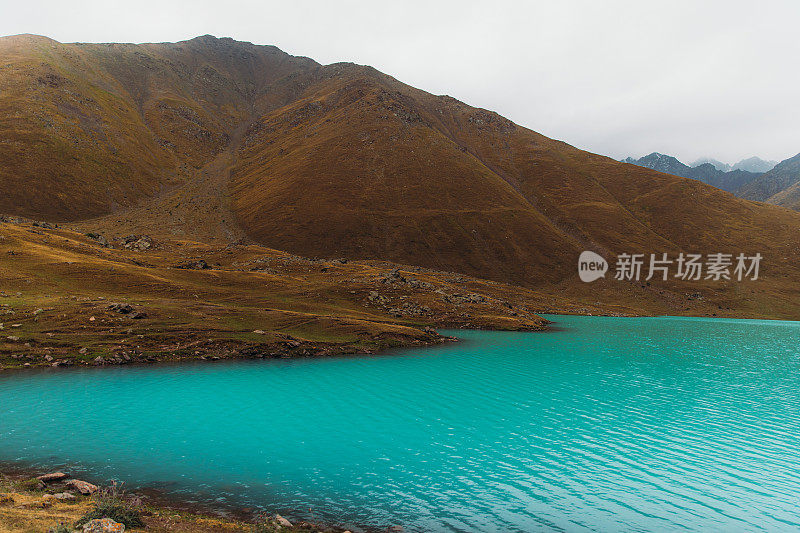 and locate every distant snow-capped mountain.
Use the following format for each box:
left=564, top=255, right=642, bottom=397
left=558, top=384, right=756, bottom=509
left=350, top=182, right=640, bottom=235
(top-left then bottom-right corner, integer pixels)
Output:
left=691, top=157, right=731, bottom=172
left=622, top=153, right=761, bottom=194
left=732, top=156, right=778, bottom=173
